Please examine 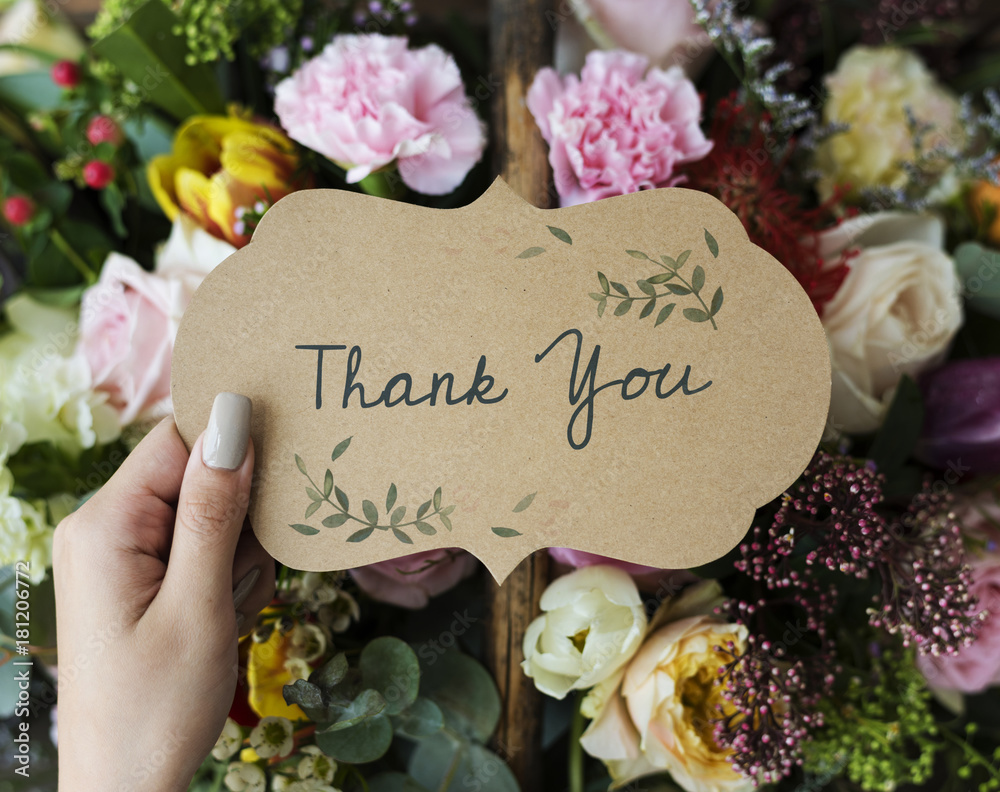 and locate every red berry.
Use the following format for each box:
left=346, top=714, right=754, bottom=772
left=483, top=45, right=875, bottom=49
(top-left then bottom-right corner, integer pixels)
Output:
left=2, top=196, right=35, bottom=226
left=86, top=115, right=123, bottom=147
left=50, top=60, right=80, bottom=88
left=83, top=160, right=115, bottom=190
